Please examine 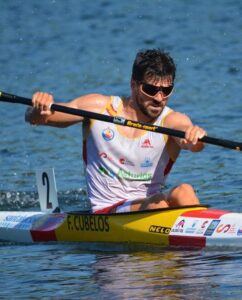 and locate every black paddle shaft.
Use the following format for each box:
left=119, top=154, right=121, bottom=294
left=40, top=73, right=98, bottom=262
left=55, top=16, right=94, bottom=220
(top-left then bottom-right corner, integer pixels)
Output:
left=1, top=91, right=242, bottom=151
